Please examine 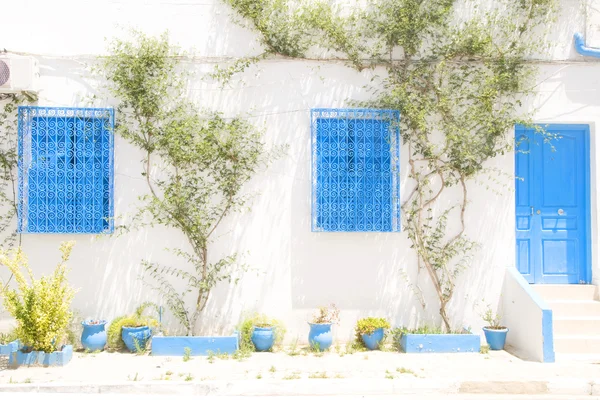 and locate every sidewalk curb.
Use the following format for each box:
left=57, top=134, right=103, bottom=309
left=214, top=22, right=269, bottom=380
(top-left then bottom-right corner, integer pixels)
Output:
left=0, top=378, right=596, bottom=396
